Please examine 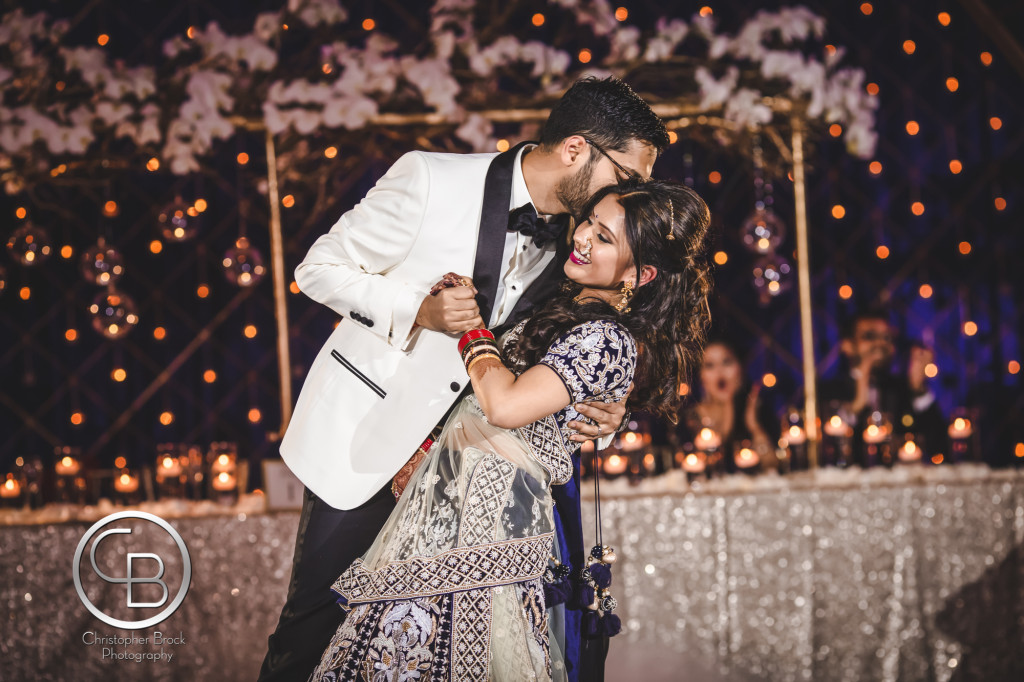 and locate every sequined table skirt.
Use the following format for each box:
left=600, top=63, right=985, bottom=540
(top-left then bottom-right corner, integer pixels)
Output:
left=3, top=467, right=1023, bottom=681
left=585, top=466, right=1024, bottom=682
